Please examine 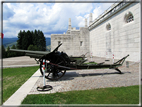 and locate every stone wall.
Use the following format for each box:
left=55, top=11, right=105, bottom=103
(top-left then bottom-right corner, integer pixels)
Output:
left=51, top=27, right=90, bottom=57
left=89, top=2, right=140, bottom=62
